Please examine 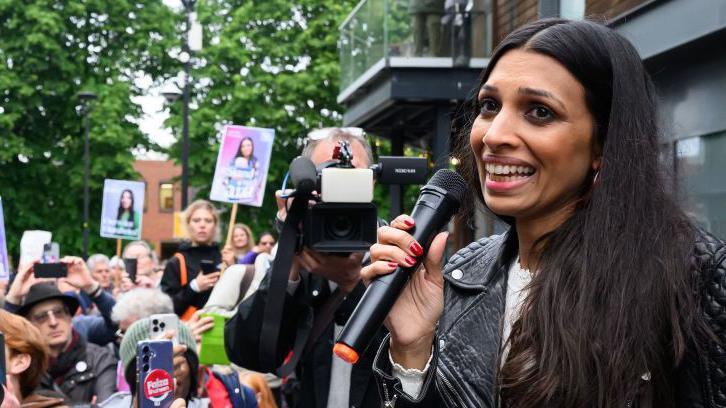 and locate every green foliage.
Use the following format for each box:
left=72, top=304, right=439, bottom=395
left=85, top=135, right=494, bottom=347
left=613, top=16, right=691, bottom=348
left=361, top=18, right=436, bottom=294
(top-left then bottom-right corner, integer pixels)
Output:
left=167, top=0, right=359, bottom=237
left=0, top=1, right=179, bottom=261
